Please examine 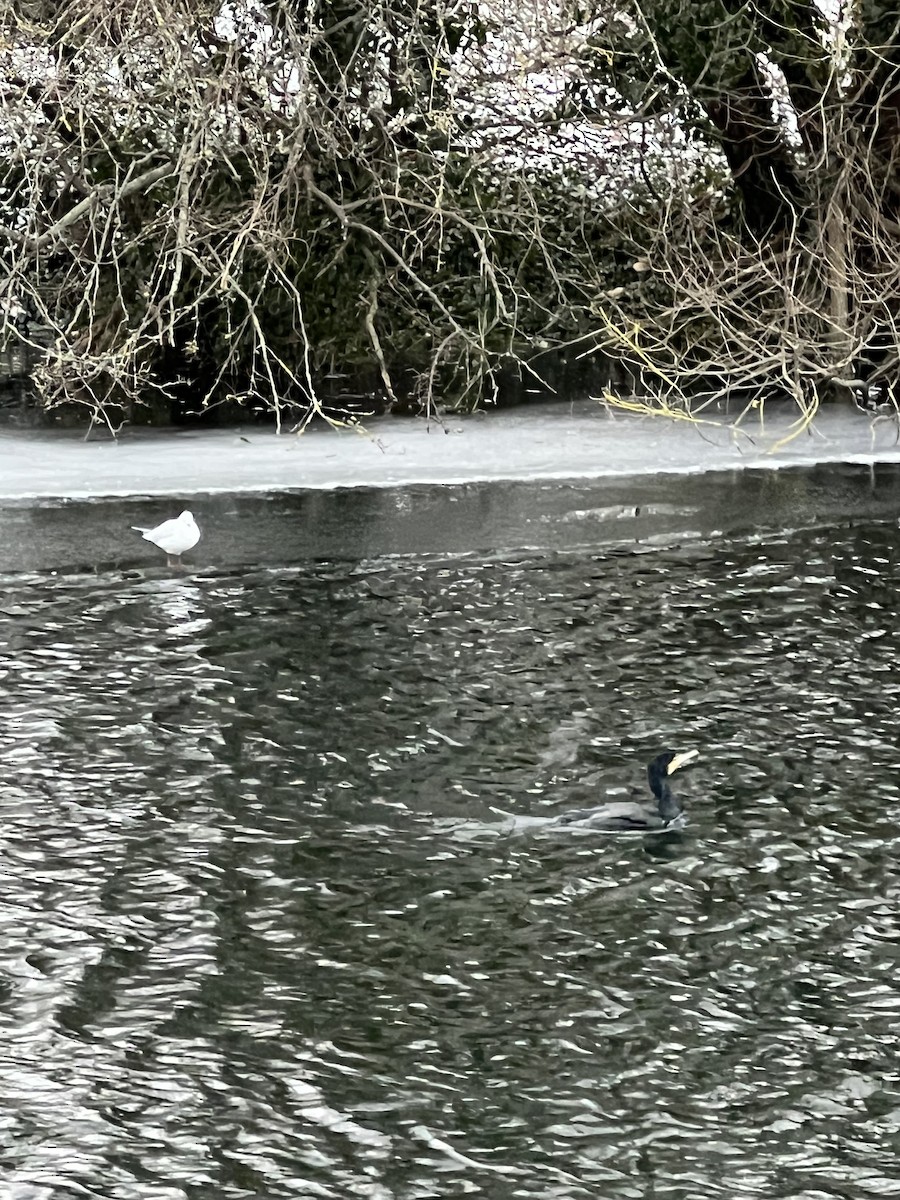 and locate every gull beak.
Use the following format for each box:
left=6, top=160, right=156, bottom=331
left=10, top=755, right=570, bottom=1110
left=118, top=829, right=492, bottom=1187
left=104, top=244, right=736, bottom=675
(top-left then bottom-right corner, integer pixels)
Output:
left=667, top=749, right=699, bottom=775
